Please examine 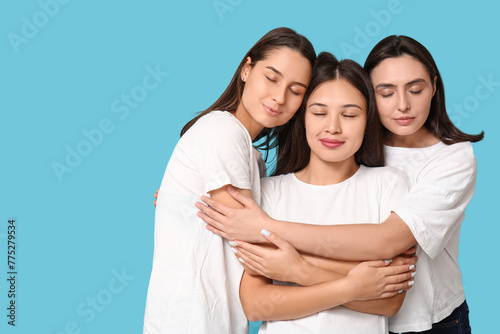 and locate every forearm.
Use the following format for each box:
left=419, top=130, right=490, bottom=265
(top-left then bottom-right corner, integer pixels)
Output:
left=290, top=258, right=345, bottom=286
left=301, top=253, right=359, bottom=275
left=299, top=255, right=406, bottom=316
left=268, top=214, right=416, bottom=261
left=343, top=292, right=405, bottom=317
left=241, top=273, right=354, bottom=322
